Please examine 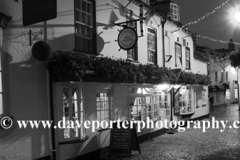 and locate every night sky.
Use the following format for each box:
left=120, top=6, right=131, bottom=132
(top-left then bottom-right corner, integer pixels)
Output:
left=174, top=0, right=240, bottom=50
